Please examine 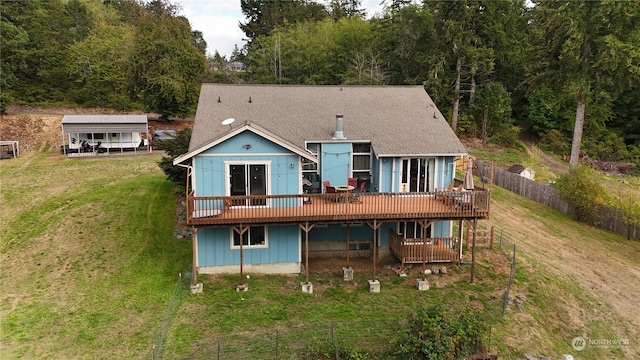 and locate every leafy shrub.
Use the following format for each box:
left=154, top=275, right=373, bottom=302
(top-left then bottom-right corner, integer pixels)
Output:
left=540, top=129, right=570, bottom=155
left=489, top=125, right=523, bottom=150
left=157, top=128, right=192, bottom=186
left=392, top=305, right=489, bottom=360
left=609, top=188, right=640, bottom=240
left=552, top=165, right=607, bottom=225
